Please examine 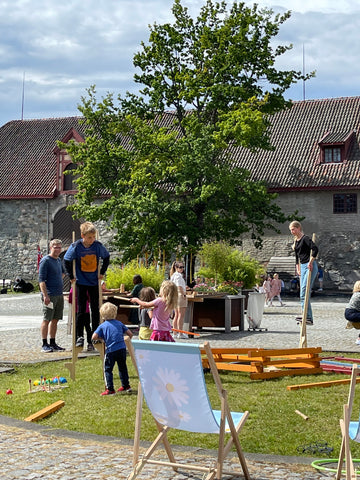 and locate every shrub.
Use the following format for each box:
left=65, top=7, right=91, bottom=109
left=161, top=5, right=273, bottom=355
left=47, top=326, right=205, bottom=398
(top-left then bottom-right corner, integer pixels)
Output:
left=197, top=242, right=264, bottom=290
left=106, top=260, right=165, bottom=292
left=223, top=250, right=265, bottom=289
